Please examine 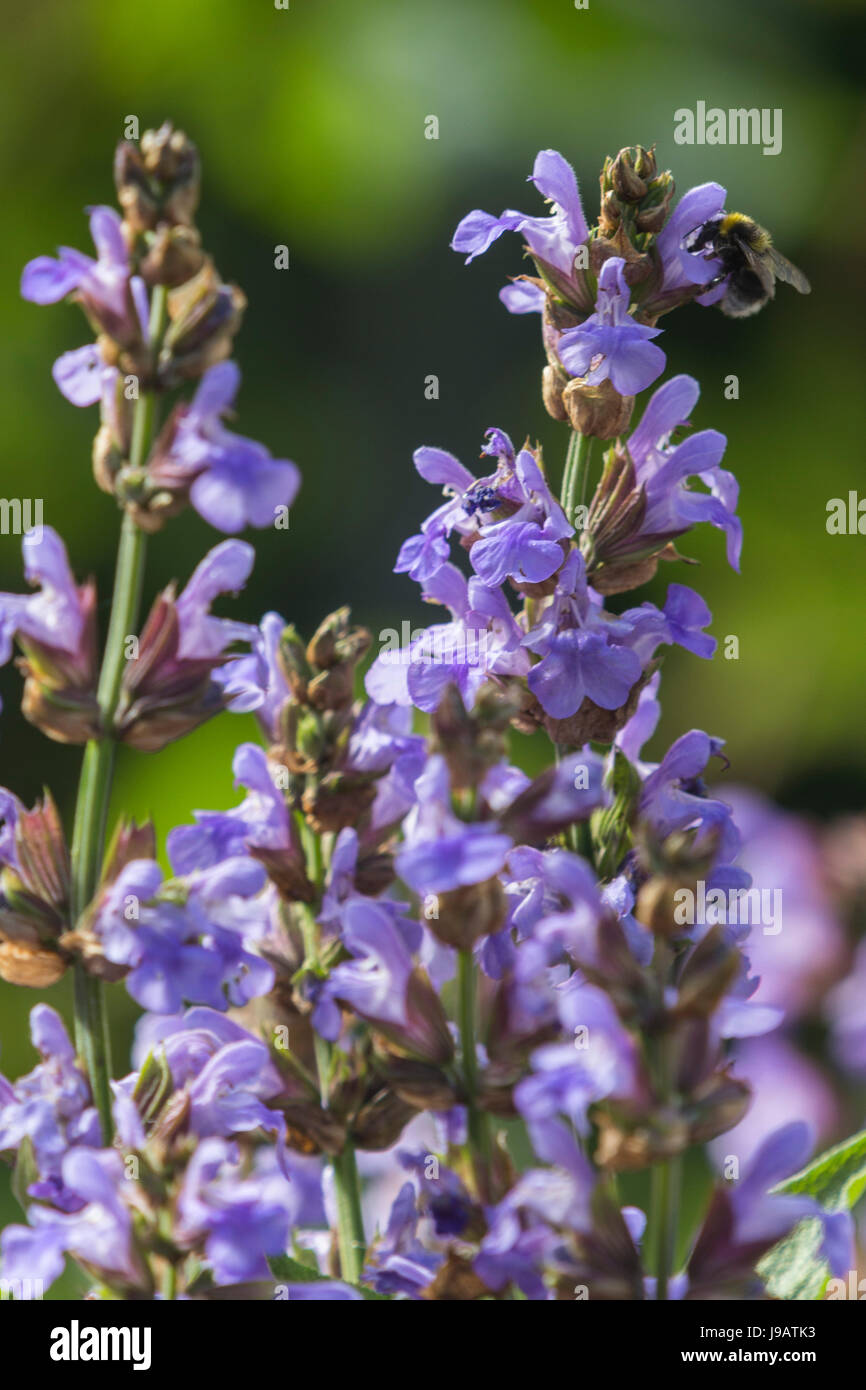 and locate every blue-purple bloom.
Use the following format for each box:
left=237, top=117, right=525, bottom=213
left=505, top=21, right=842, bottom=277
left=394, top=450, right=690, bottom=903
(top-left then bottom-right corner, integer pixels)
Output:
left=92, top=856, right=273, bottom=1014
left=396, top=430, right=571, bottom=588
left=0, top=528, right=91, bottom=671
left=625, top=374, right=742, bottom=568
left=557, top=258, right=665, bottom=395
left=452, top=149, right=589, bottom=309
left=364, top=1181, right=442, bottom=1297
left=213, top=610, right=290, bottom=731
left=687, top=1122, right=853, bottom=1296
left=365, top=563, right=529, bottom=713
left=656, top=182, right=728, bottom=299
left=523, top=551, right=643, bottom=719
left=0, top=1007, right=100, bottom=1211
left=21, top=205, right=145, bottom=351
left=396, top=755, right=512, bottom=895
left=175, top=1138, right=293, bottom=1284
left=153, top=362, right=300, bottom=533
left=1, top=1148, right=141, bottom=1292
left=167, top=742, right=293, bottom=872
left=639, top=728, right=740, bottom=863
